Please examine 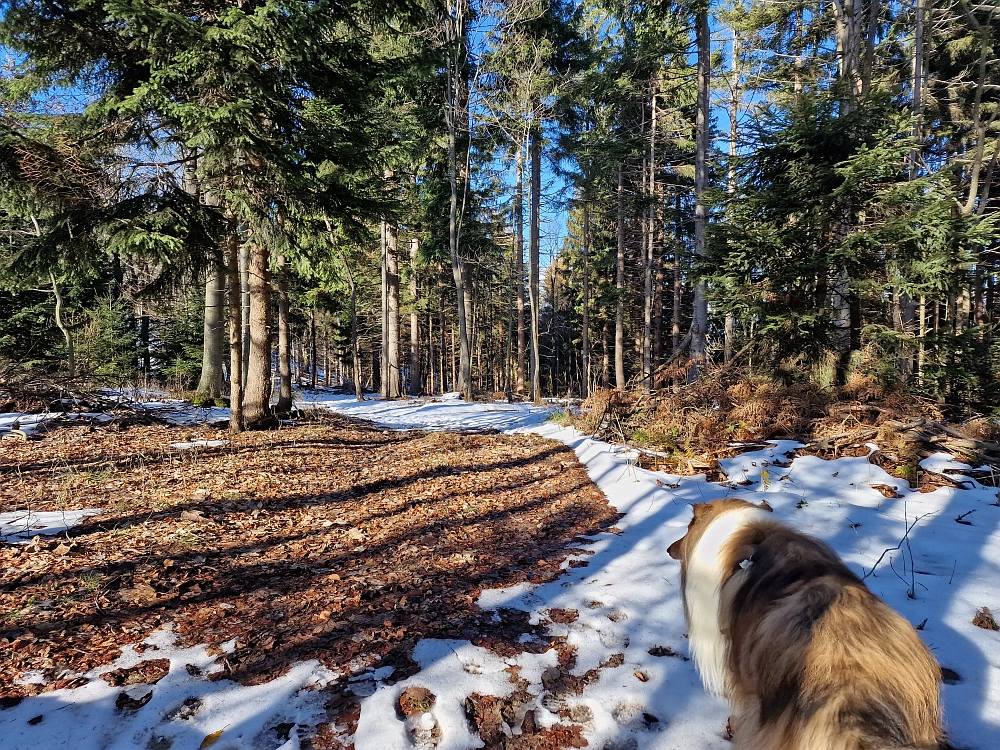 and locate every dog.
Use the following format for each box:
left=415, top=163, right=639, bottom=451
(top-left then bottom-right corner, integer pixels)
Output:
left=667, top=498, right=943, bottom=750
